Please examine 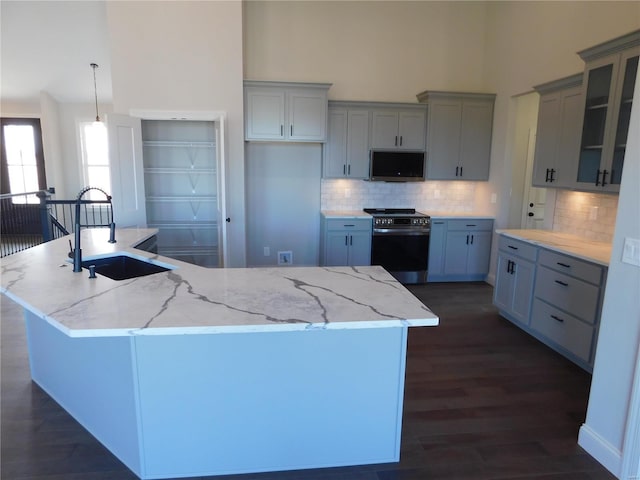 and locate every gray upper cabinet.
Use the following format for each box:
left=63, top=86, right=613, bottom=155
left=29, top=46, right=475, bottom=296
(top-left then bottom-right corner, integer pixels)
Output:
left=417, top=91, right=495, bottom=181
left=574, top=30, right=639, bottom=192
left=532, top=74, right=584, bottom=188
left=323, top=104, right=370, bottom=179
left=244, top=81, right=331, bottom=142
left=370, top=107, right=426, bottom=150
